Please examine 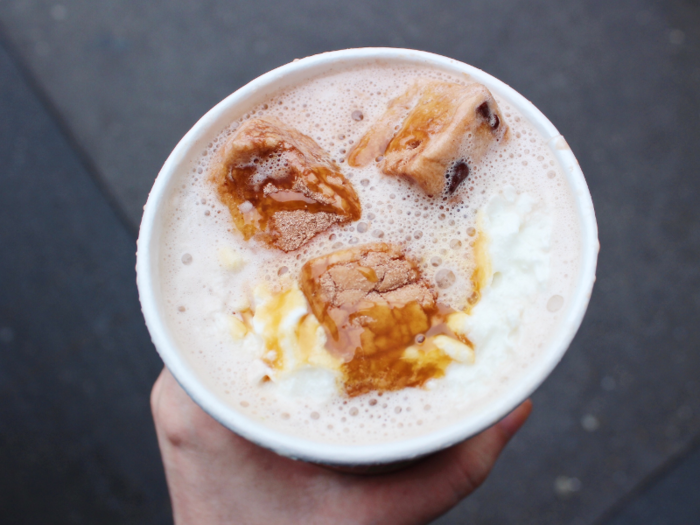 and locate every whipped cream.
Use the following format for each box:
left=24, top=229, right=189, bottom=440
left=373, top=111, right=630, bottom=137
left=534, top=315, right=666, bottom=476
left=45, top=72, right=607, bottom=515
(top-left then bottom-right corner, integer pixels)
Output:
left=237, top=186, right=551, bottom=401
left=449, top=186, right=551, bottom=357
